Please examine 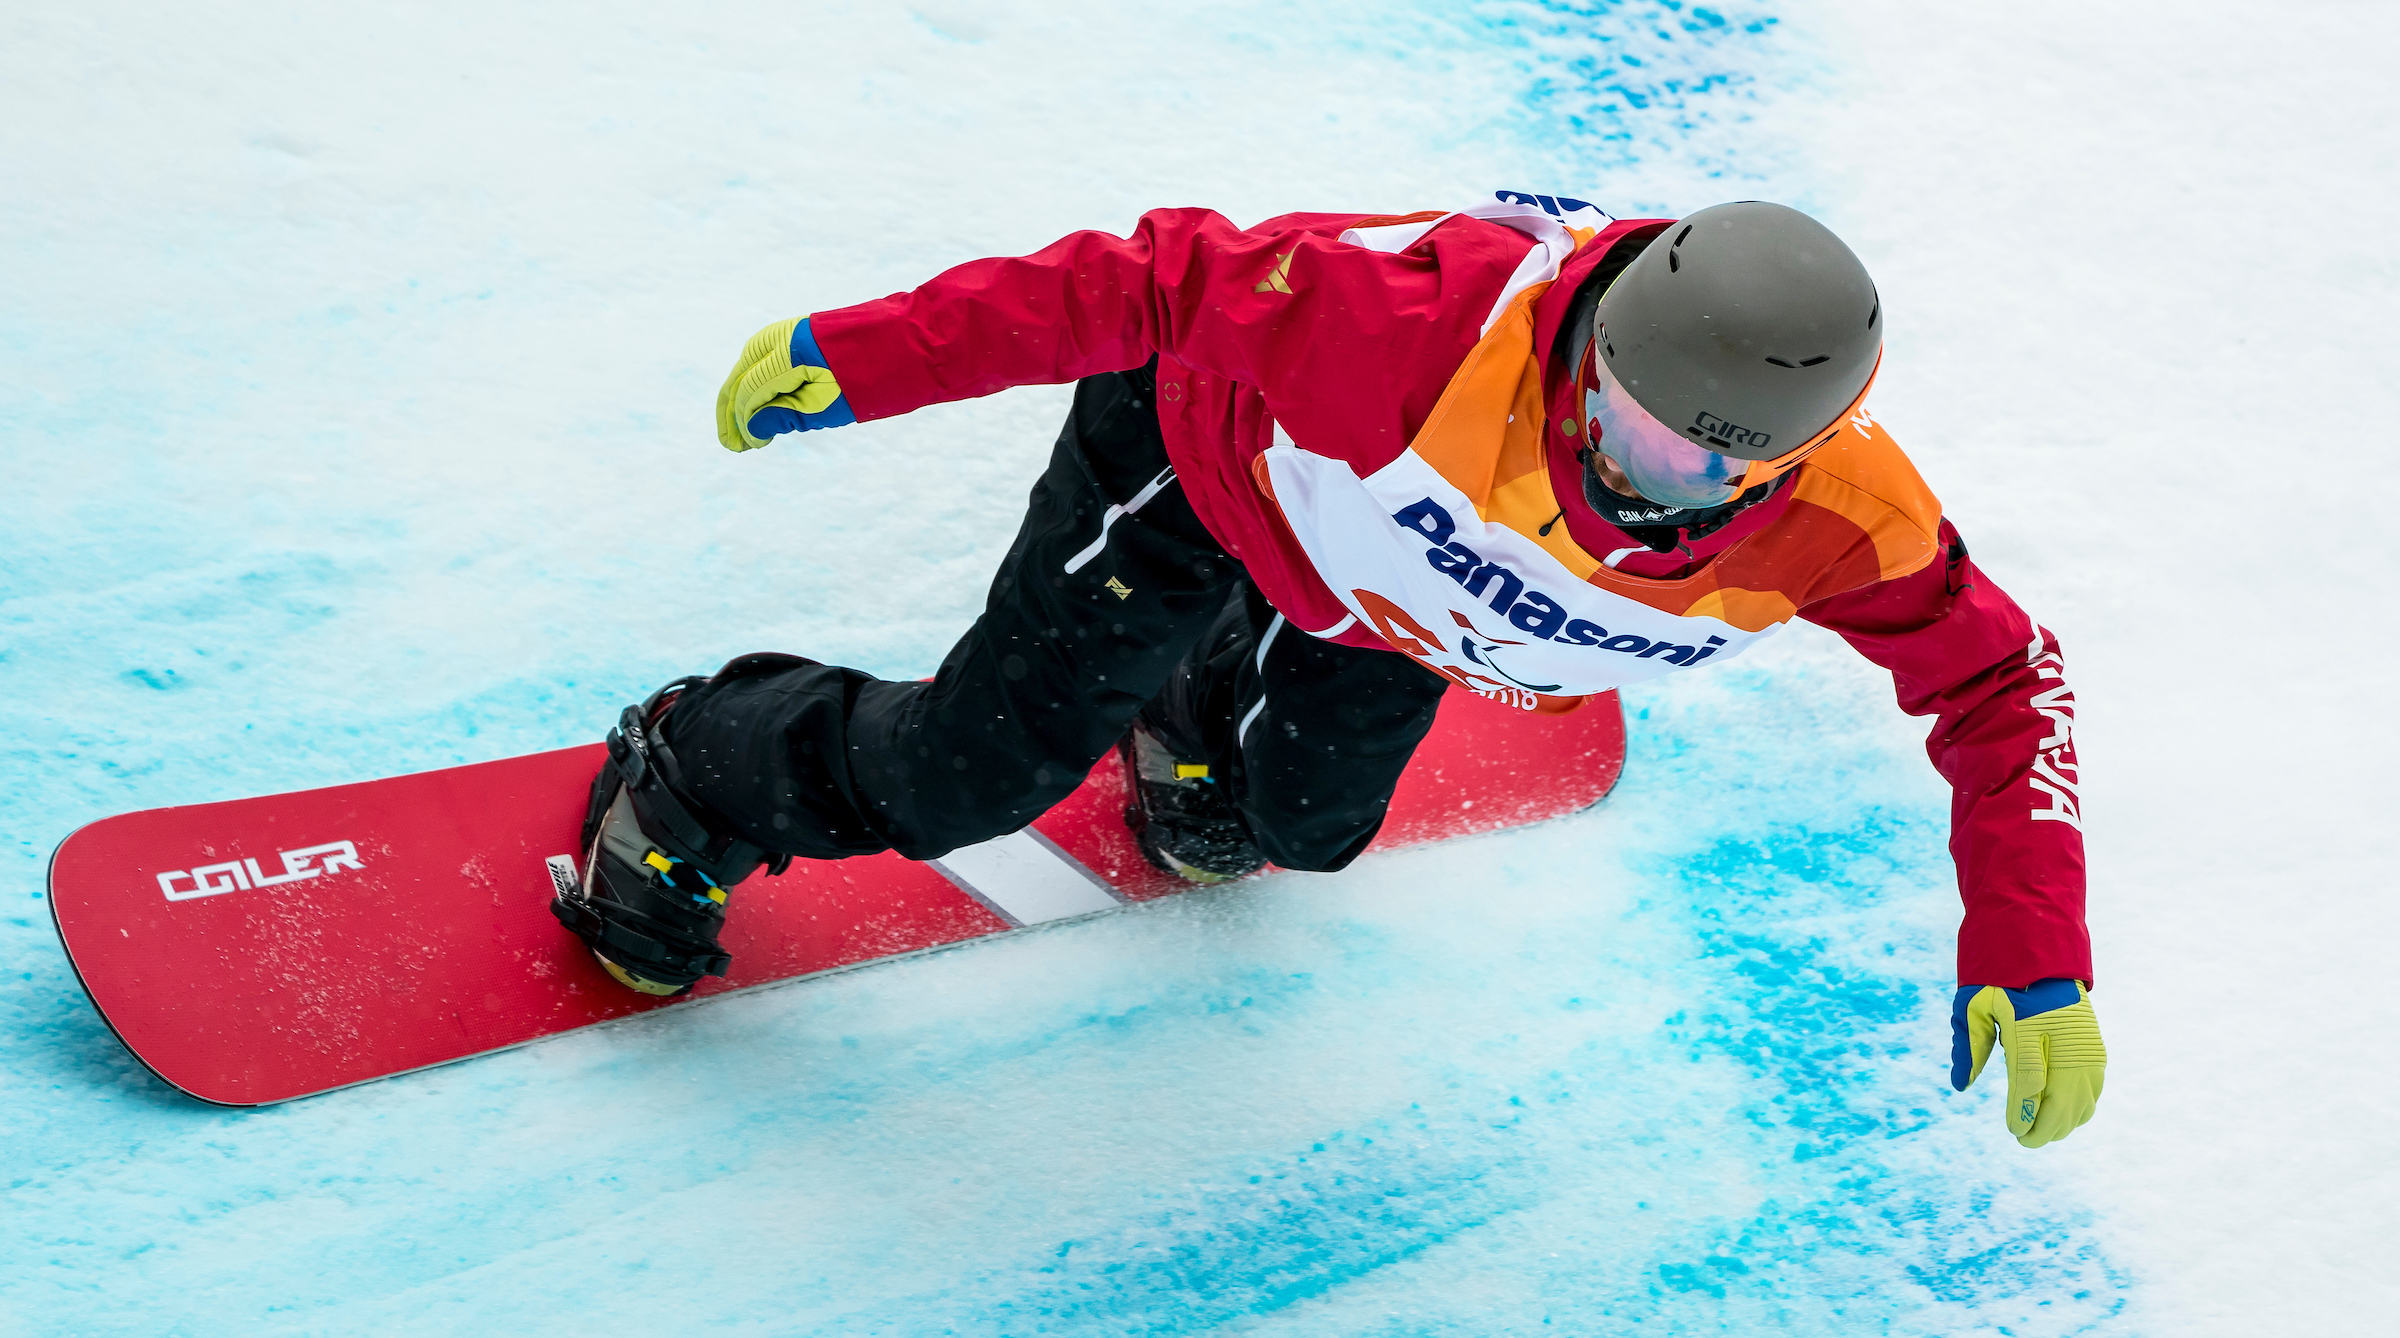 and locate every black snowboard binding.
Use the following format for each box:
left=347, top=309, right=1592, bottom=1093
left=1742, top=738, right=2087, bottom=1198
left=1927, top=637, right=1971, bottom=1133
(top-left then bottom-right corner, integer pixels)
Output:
left=550, top=677, right=790, bottom=996
left=1119, top=719, right=1266, bottom=884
